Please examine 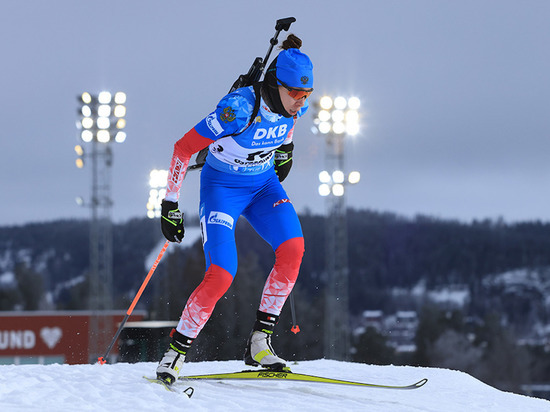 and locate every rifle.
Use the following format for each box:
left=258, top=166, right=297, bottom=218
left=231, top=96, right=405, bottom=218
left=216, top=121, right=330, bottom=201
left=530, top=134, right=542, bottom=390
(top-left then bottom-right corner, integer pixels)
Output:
left=188, top=17, right=296, bottom=170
